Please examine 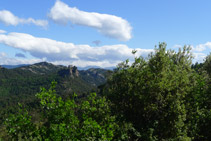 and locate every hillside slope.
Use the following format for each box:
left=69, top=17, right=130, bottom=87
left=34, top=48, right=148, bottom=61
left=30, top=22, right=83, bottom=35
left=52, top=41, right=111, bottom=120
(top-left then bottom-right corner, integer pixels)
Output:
left=0, top=62, right=112, bottom=122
